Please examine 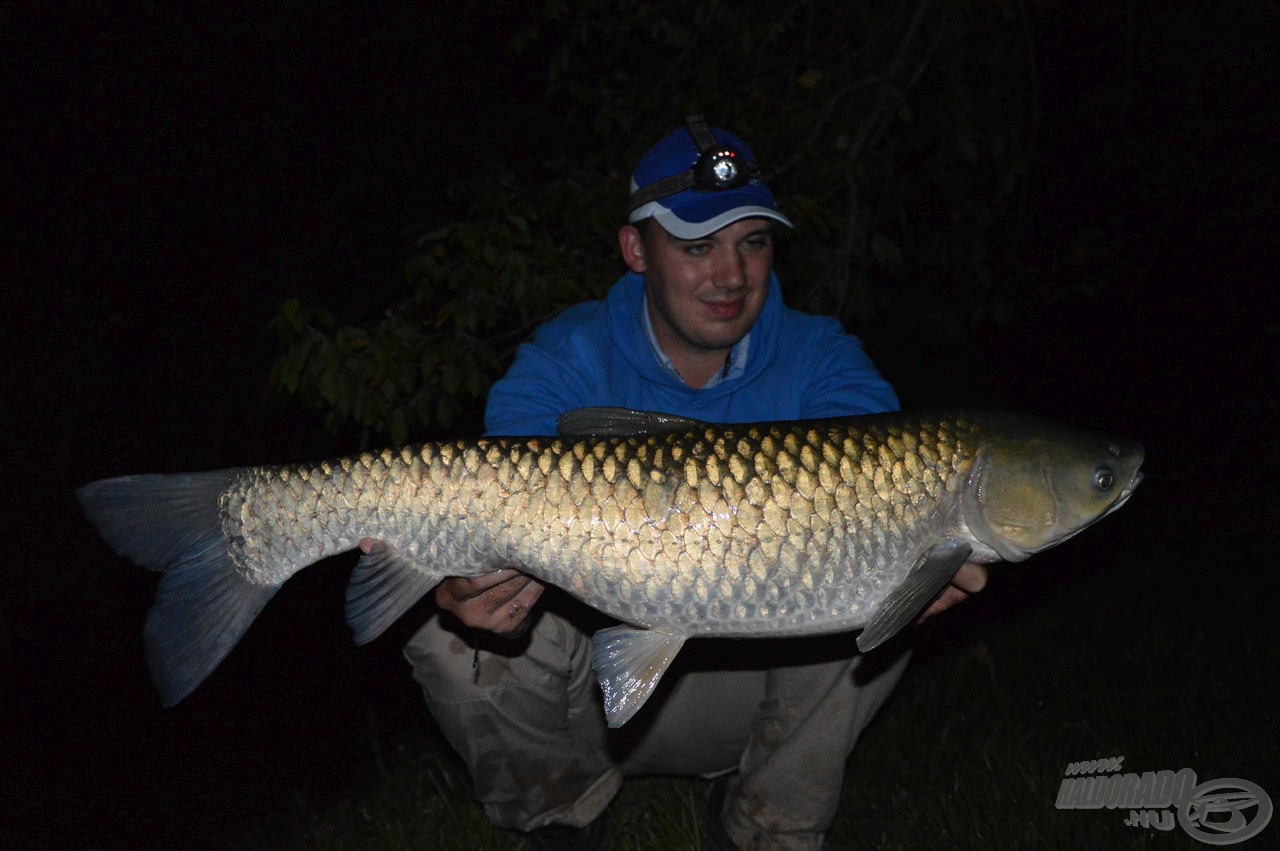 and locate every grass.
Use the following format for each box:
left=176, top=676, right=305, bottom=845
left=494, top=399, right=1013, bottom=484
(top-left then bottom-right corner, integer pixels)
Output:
left=235, top=746, right=711, bottom=850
